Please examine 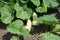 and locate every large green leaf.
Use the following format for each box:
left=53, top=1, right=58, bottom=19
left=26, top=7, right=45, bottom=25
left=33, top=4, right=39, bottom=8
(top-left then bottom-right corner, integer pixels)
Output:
left=43, top=0, right=59, bottom=8
left=36, top=6, right=47, bottom=13
left=52, top=24, right=60, bottom=34
left=11, top=36, right=20, bottom=40
left=42, top=32, right=60, bottom=40
left=7, top=20, right=24, bottom=34
left=36, top=4, right=47, bottom=13
left=38, top=15, right=58, bottom=24
left=33, top=15, right=58, bottom=25
left=7, top=20, right=30, bottom=36
left=1, top=5, right=14, bottom=24
left=14, top=3, right=32, bottom=20
left=31, top=0, right=40, bottom=6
